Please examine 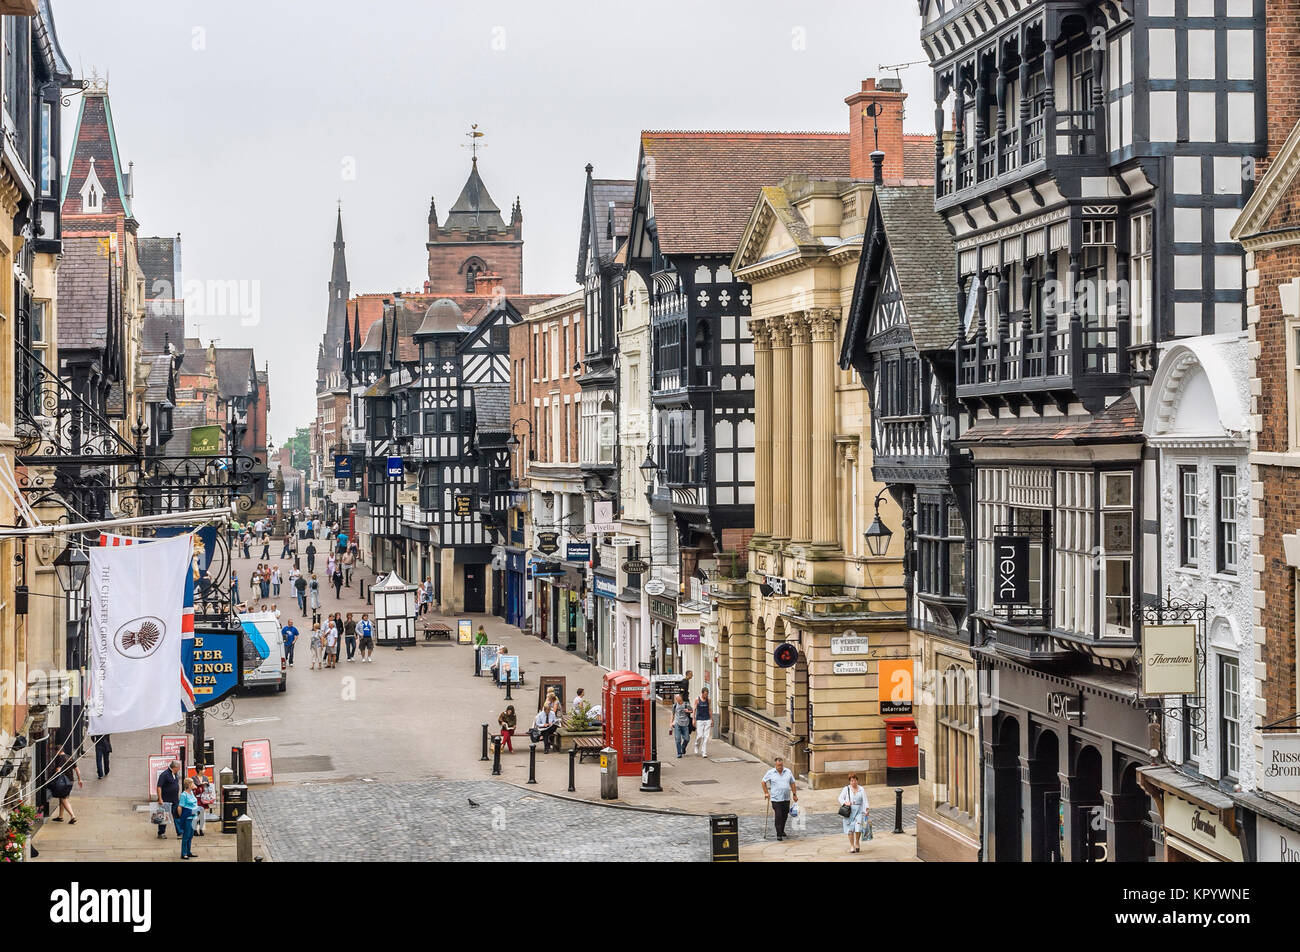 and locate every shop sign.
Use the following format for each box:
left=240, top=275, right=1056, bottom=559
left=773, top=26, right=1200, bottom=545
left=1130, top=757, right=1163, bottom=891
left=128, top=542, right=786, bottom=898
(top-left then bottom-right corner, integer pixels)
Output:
left=397, top=489, right=419, bottom=506
left=879, top=657, right=913, bottom=714
left=1260, top=733, right=1300, bottom=792
left=833, top=660, right=868, bottom=675
left=453, top=494, right=474, bottom=517
left=146, top=754, right=171, bottom=798
left=590, top=500, right=618, bottom=533
left=830, top=635, right=870, bottom=655
left=1256, top=817, right=1300, bottom=863
left=183, top=629, right=242, bottom=706
left=1141, top=624, right=1198, bottom=696
left=242, top=739, right=274, bottom=783
left=609, top=535, right=637, bottom=547
left=333, top=455, right=354, bottom=479
left=677, top=626, right=700, bottom=646
left=992, top=535, right=1030, bottom=605
left=764, top=575, right=787, bottom=596
left=565, top=541, right=591, bottom=562
left=1163, top=796, right=1243, bottom=862
left=161, top=734, right=188, bottom=764
left=386, top=456, right=404, bottom=478
left=331, top=489, right=359, bottom=504
left=651, top=674, right=689, bottom=700
left=594, top=575, right=618, bottom=599
left=650, top=596, right=676, bottom=623
left=536, top=532, right=560, bottom=555
left=622, top=558, right=650, bottom=575
left=644, top=579, right=666, bottom=596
